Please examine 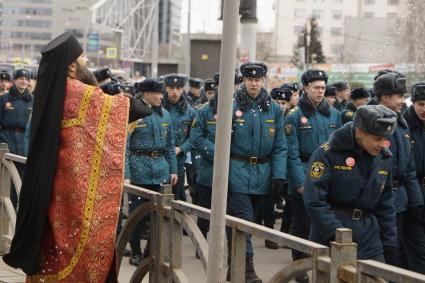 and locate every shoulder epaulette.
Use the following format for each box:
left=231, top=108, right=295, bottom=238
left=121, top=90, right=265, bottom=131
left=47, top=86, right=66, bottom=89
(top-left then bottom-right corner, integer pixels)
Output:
left=288, top=106, right=298, bottom=115
left=320, top=142, right=330, bottom=151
